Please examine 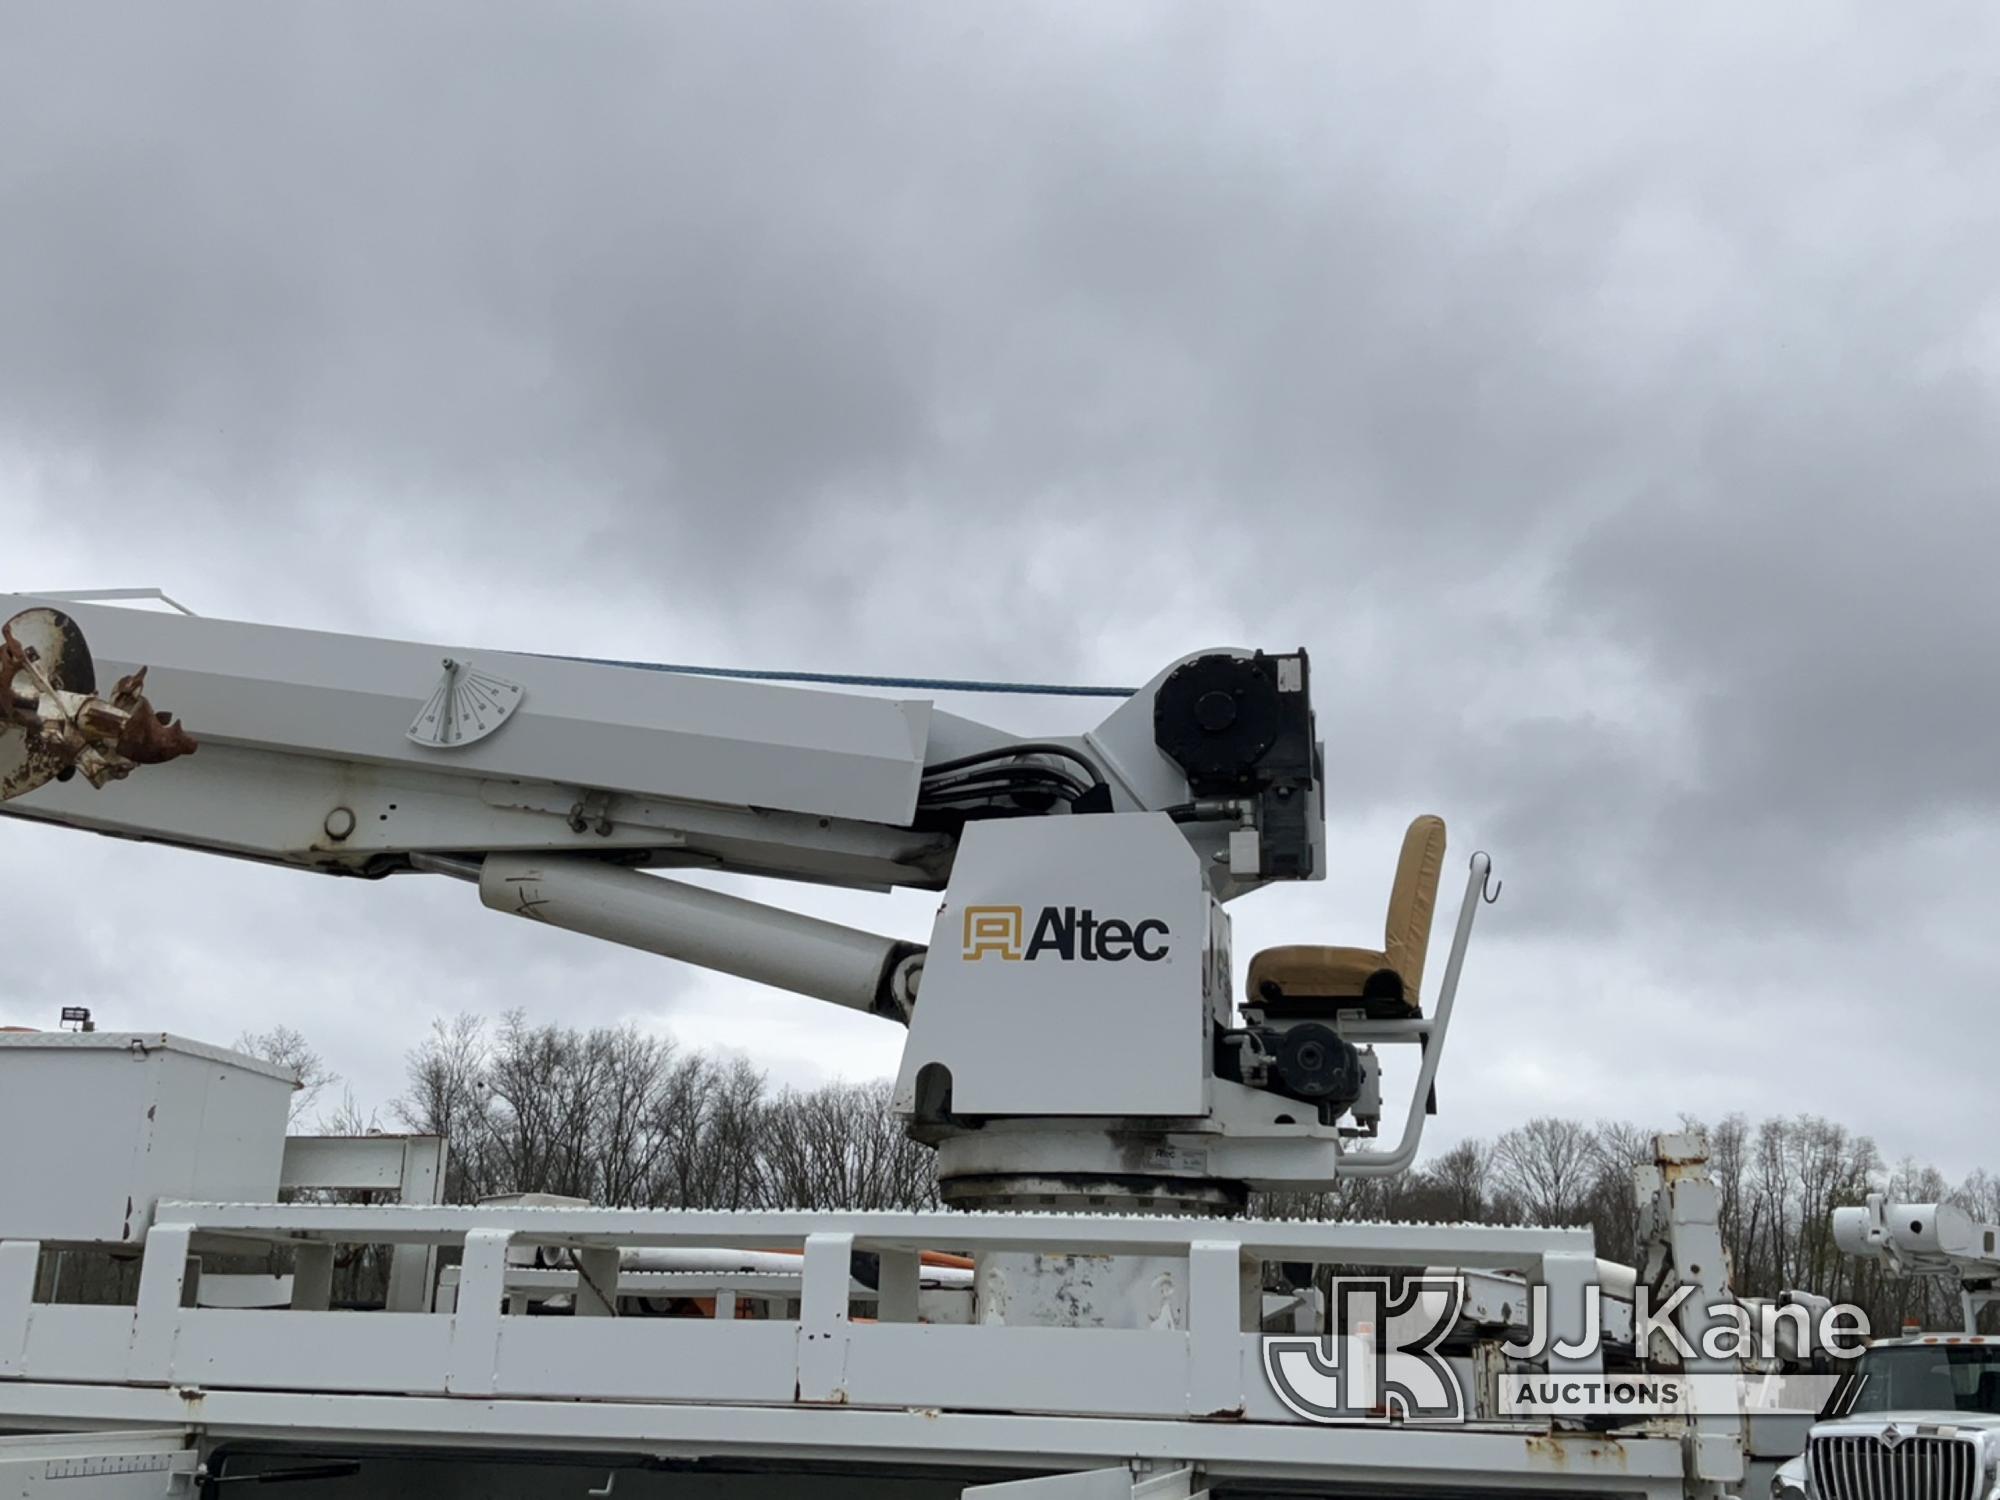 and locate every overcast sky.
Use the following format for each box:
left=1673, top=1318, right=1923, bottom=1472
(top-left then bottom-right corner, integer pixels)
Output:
left=3, top=4, right=1996, bottom=1179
